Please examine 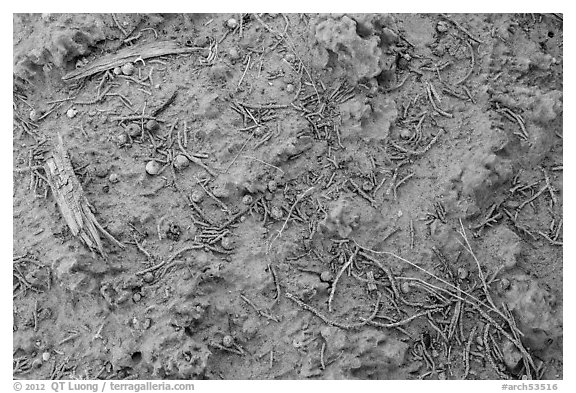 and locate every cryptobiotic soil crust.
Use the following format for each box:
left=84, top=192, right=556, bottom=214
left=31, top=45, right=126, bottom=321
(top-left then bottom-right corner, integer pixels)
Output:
left=13, top=13, right=562, bottom=380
